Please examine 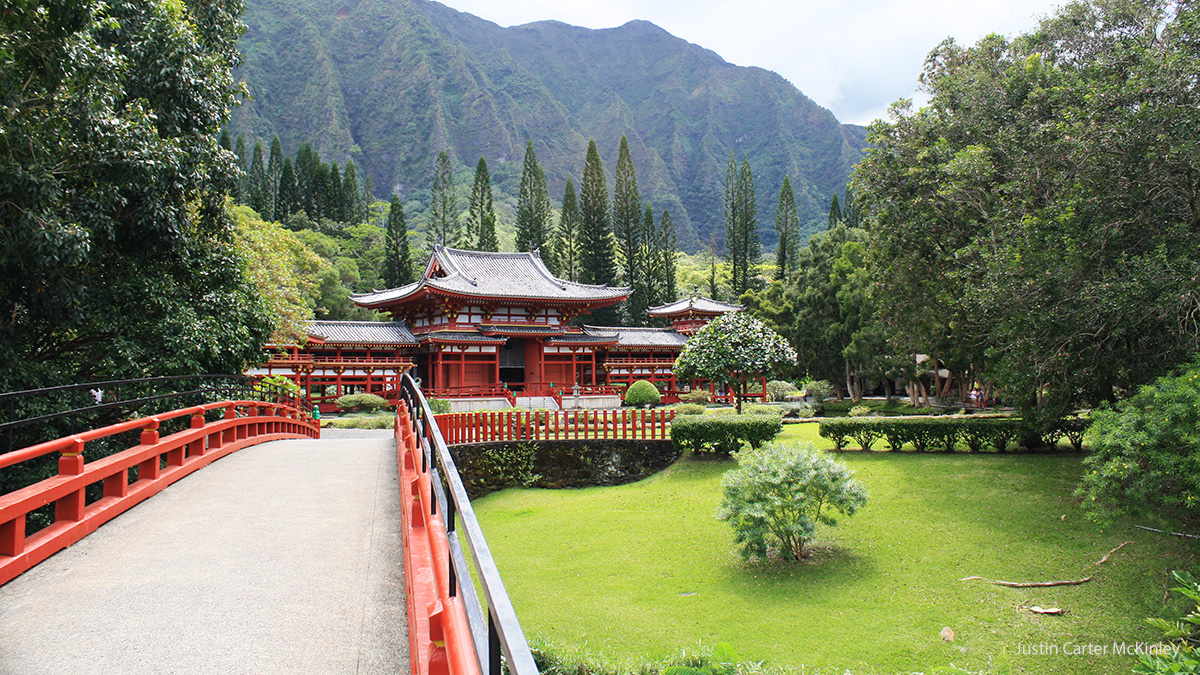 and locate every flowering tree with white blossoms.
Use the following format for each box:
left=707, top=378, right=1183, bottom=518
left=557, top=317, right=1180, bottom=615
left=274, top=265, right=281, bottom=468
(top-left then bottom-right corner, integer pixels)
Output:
left=674, top=312, right=797, bottom=414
